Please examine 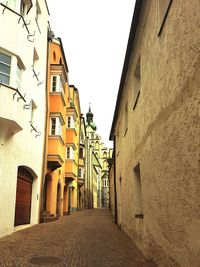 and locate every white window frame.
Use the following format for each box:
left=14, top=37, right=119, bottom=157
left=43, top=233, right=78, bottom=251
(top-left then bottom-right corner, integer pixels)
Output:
left=66, top=146, right=74, bottom=160
left=0, top=52, right=11, bottom=85
left=67, top=115, right=75, bottom=128
left=51, top=75, right=63, bottom=93
left=50, top=117, right=62, bottom=136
